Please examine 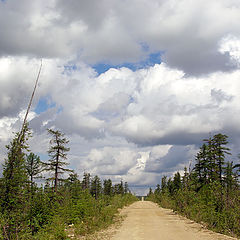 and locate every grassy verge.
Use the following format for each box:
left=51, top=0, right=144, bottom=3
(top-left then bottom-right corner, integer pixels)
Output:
left=33, top=193, right=137, bottom=240
left=147, top=185, right=240, bottom=239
